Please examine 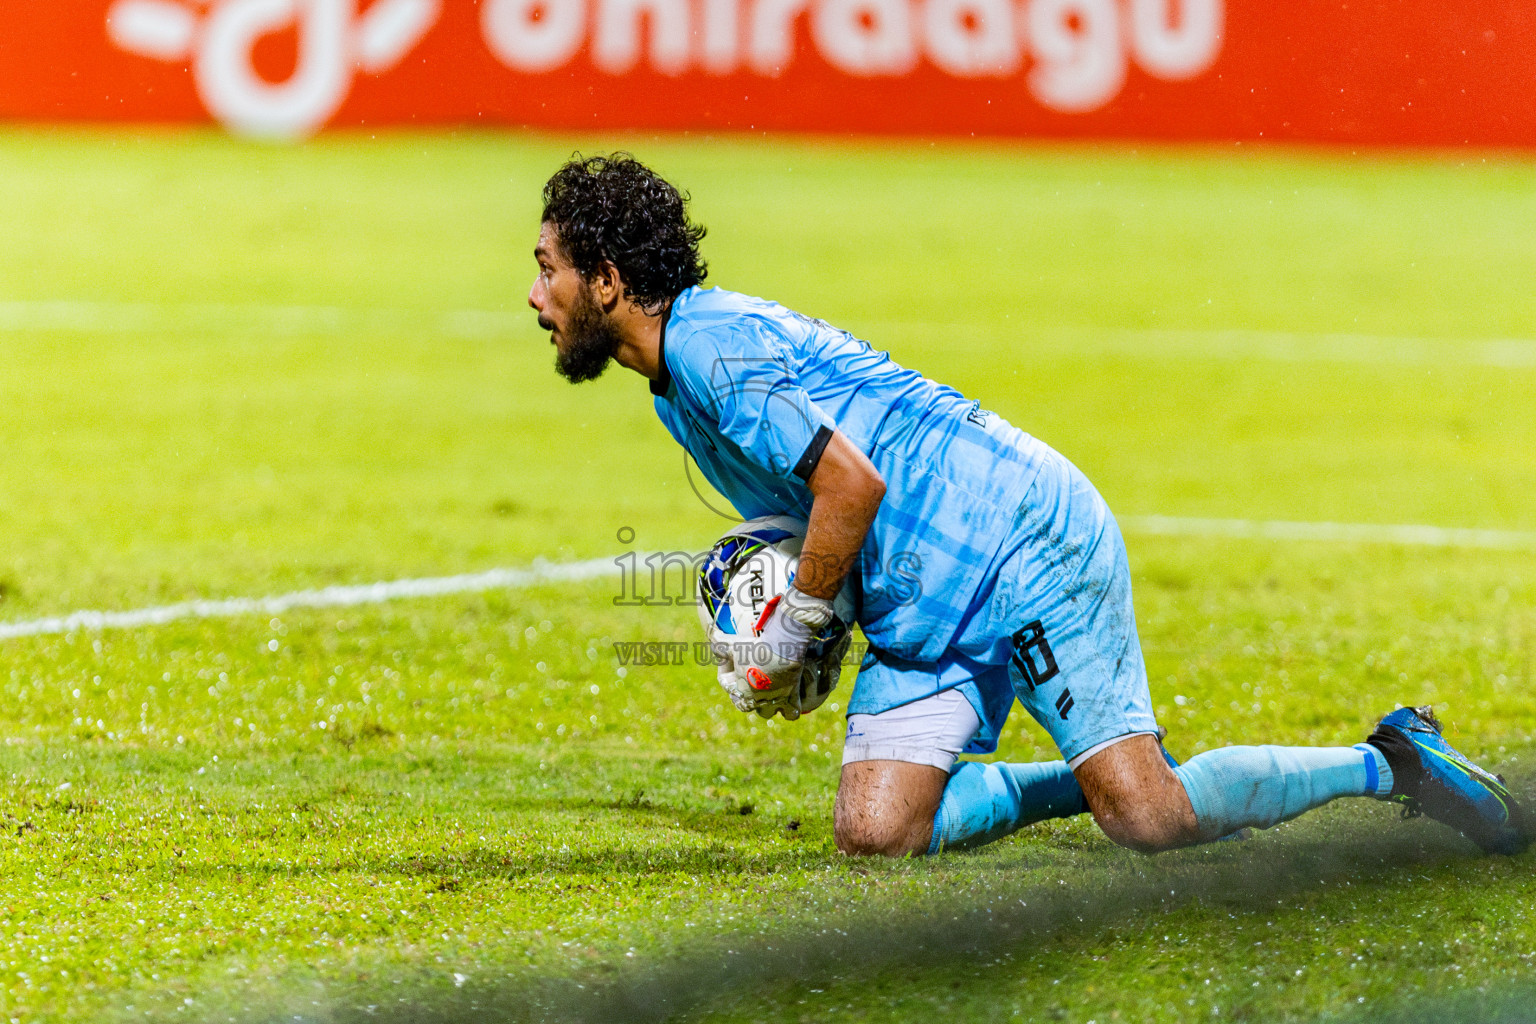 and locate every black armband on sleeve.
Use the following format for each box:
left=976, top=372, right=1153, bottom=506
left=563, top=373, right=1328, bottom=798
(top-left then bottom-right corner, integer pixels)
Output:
left=793, top=425, right=835, bottom=481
